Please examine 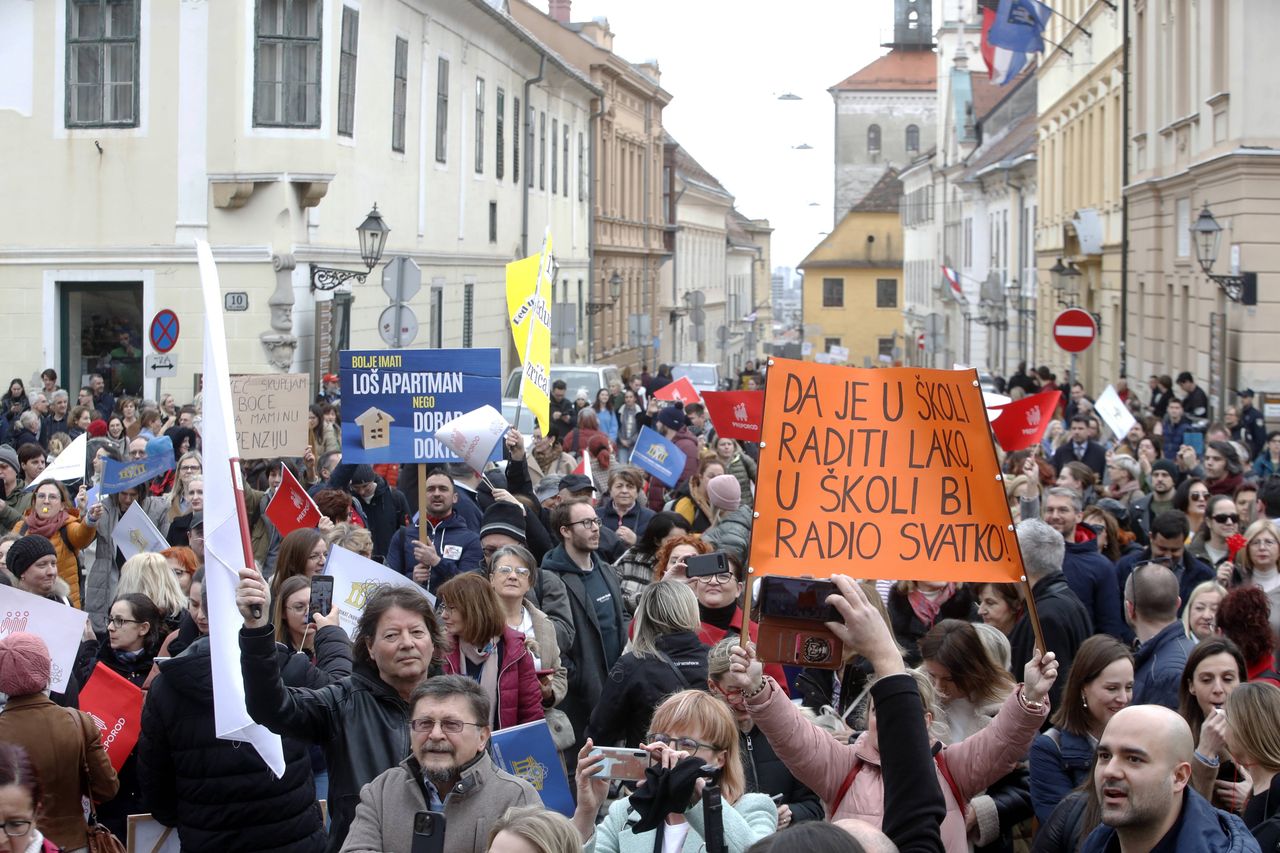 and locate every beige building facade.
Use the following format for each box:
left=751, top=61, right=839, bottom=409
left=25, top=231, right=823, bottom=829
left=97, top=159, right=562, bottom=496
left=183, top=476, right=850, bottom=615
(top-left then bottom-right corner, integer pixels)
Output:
left=0, top=0, right=594, bottom=399
left=1034, top=0, right=1124, bottom=390
left=510, top=1, right=671, bottom=372
left=1126, top=0, right=1280, bottom=409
